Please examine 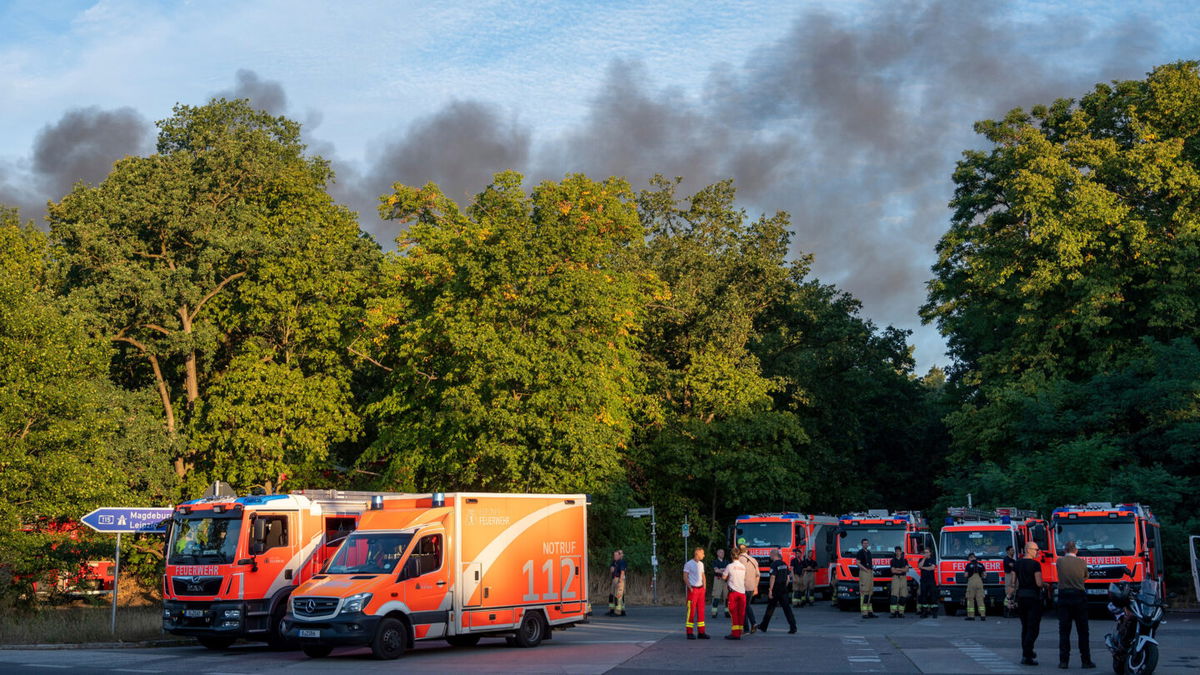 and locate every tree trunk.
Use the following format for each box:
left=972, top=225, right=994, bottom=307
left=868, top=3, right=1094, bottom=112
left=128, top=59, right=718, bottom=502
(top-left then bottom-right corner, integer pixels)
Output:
left=180, top=306, right=199, bottom=404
